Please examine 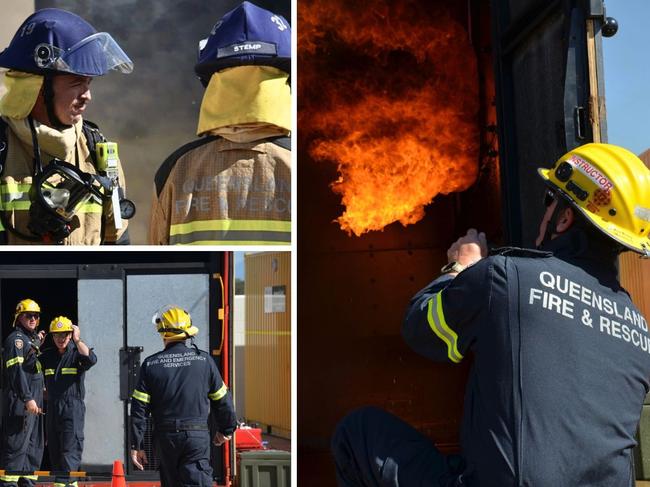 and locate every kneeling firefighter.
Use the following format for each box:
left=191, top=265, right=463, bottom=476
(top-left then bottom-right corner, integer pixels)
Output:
left=40, top=317, right=97, bottom=487
left=0, top=8, right=136, bottom=245
left=1, top=299, right=46, bottom=487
